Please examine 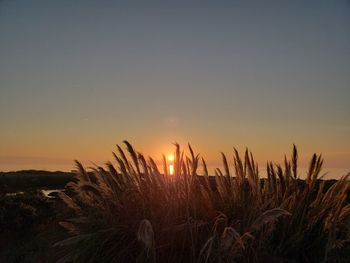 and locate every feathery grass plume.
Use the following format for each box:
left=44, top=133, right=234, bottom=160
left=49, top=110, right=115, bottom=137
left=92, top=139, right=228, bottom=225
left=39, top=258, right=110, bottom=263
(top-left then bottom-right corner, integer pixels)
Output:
left=105, top=161, right=123, bottom=191
left=201, top=157, right=211, bottom=192
left=56, top=142, right=350, bottom=263
left=188, top=143, right=199, bottom=176
left=137, top=219, right=155, bottom=250
left=148, top=157, right=161, bottom=176
left=277, top=165, right=286, bottom=197
left=162, top=153, right=169, bottom=187
left=245, top=149, right=260, bottom=199
left=213, top=213, right=228, bottom=234
left=292, top=144, right=298, bottom=179
left=74, top=160, right=91, bottom=183
left=138, top=152, right=149, bottom=176
left=174, top=142, right=182, bottom=177
left=221, top=152, right=231, bottom=183
left=112, top=151, right=129, bottom=184
left=202, top=157, right=209, bottom=177
left=59, top=192, right=82, bottom=215
left=79, top=183, right=102, bottom=197
left=123, top=140, right=141, bottom=175
left=116, top=144, right=132, bottom=174
left=233, top=147, right=244, bottom=180
left=251, top=208, right=291, bottom=232
left=220, top=227, right=245, bottom=251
